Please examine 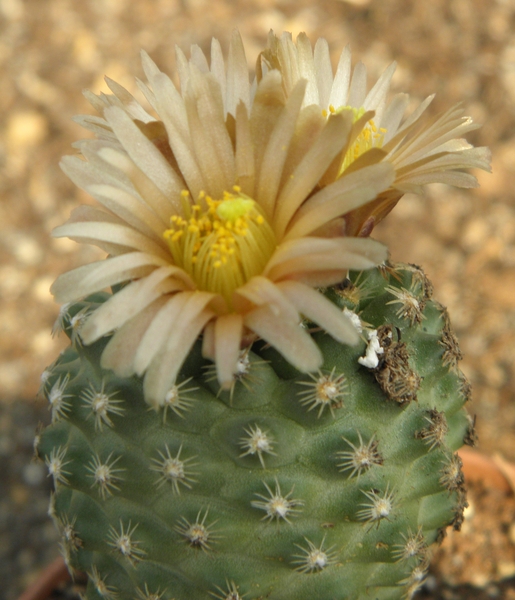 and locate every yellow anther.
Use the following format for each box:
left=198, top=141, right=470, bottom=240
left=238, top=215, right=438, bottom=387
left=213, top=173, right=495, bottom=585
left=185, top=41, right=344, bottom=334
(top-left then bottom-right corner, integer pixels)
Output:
left=163, top=189, right=276, bottom=306
left=320, top=106, right=388, bottom=176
